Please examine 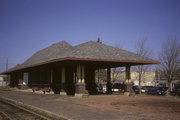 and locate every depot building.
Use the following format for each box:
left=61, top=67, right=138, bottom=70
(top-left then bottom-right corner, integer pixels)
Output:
left=2, top=41, right=159, bottom=95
